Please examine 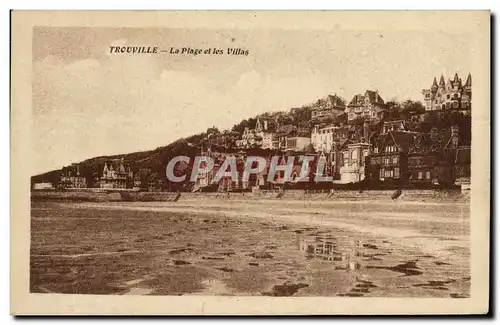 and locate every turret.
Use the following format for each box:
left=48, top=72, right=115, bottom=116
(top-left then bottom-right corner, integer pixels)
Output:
left=465, top=73, right=472, bottom=88
left=439, top=75, right=445, bottom=88
left=431, top=77, right=438, bottom=92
